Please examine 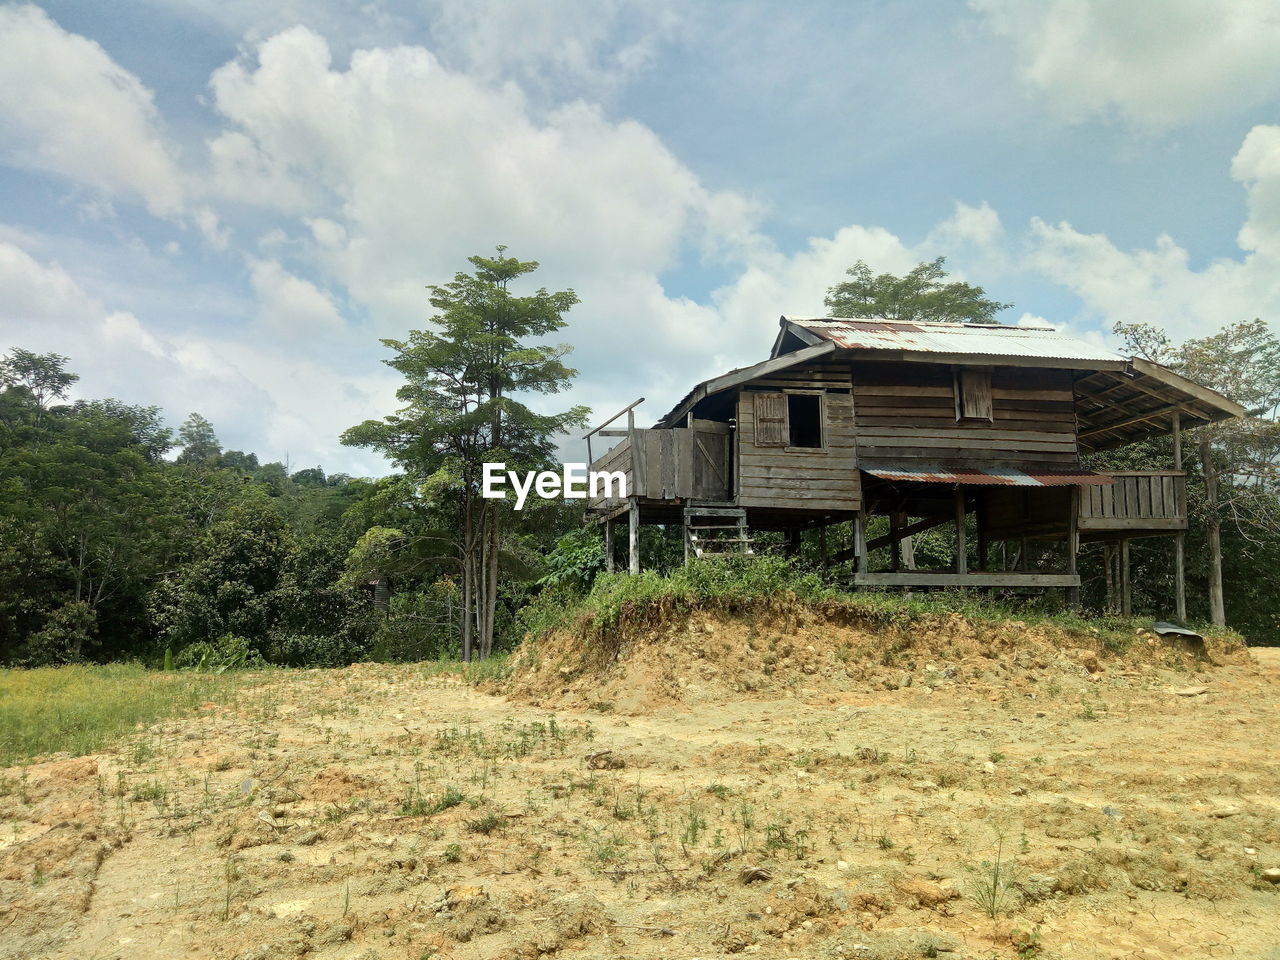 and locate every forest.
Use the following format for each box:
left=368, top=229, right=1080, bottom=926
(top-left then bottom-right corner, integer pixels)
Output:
left=3, top=253, right=1279, bottom=669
